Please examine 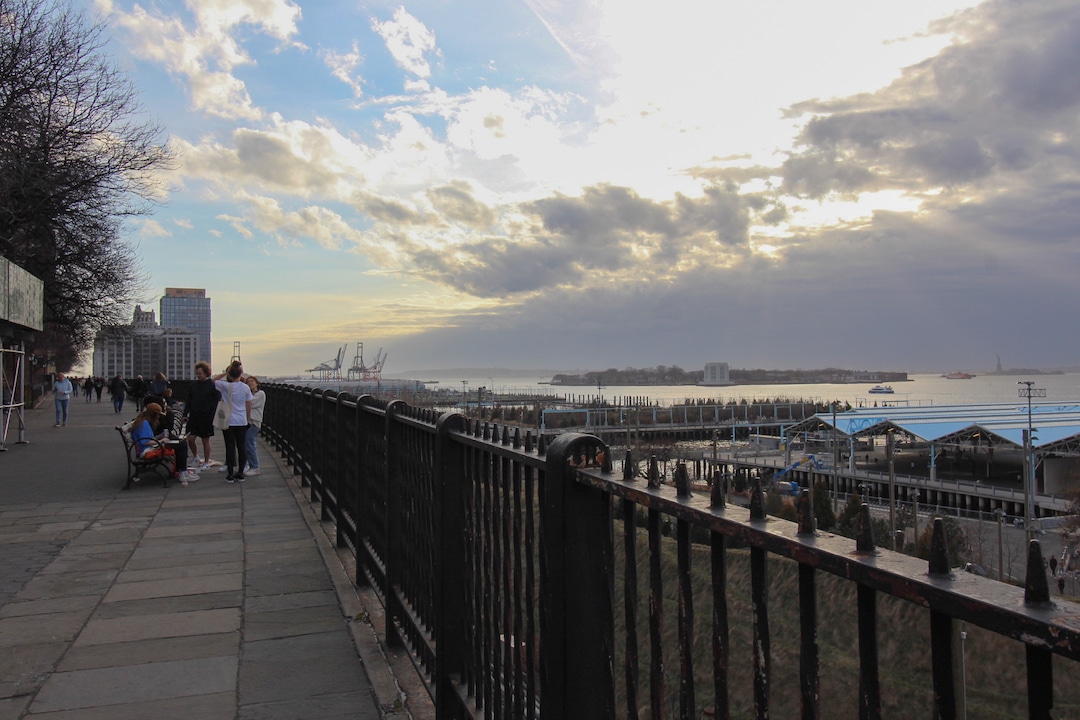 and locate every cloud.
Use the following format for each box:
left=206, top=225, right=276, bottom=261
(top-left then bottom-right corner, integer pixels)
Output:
left=99, top=0, right=303, bottom=119
left=322, top=41, right=365, bottom=98
left=138, top=219, right=171, bottom=238
left=371, top=7, right=439, bottom=81
left=781, top=0, right=1080, bottom=201
left=426, top=181, right=496, bottom=228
